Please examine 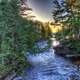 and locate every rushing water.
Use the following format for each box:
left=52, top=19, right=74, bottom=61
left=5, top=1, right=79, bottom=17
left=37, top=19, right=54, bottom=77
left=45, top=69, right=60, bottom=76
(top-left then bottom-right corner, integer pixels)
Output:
left=13, top=41, right=80, bottom=80
left=17, top=41, right=80, bottom=80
